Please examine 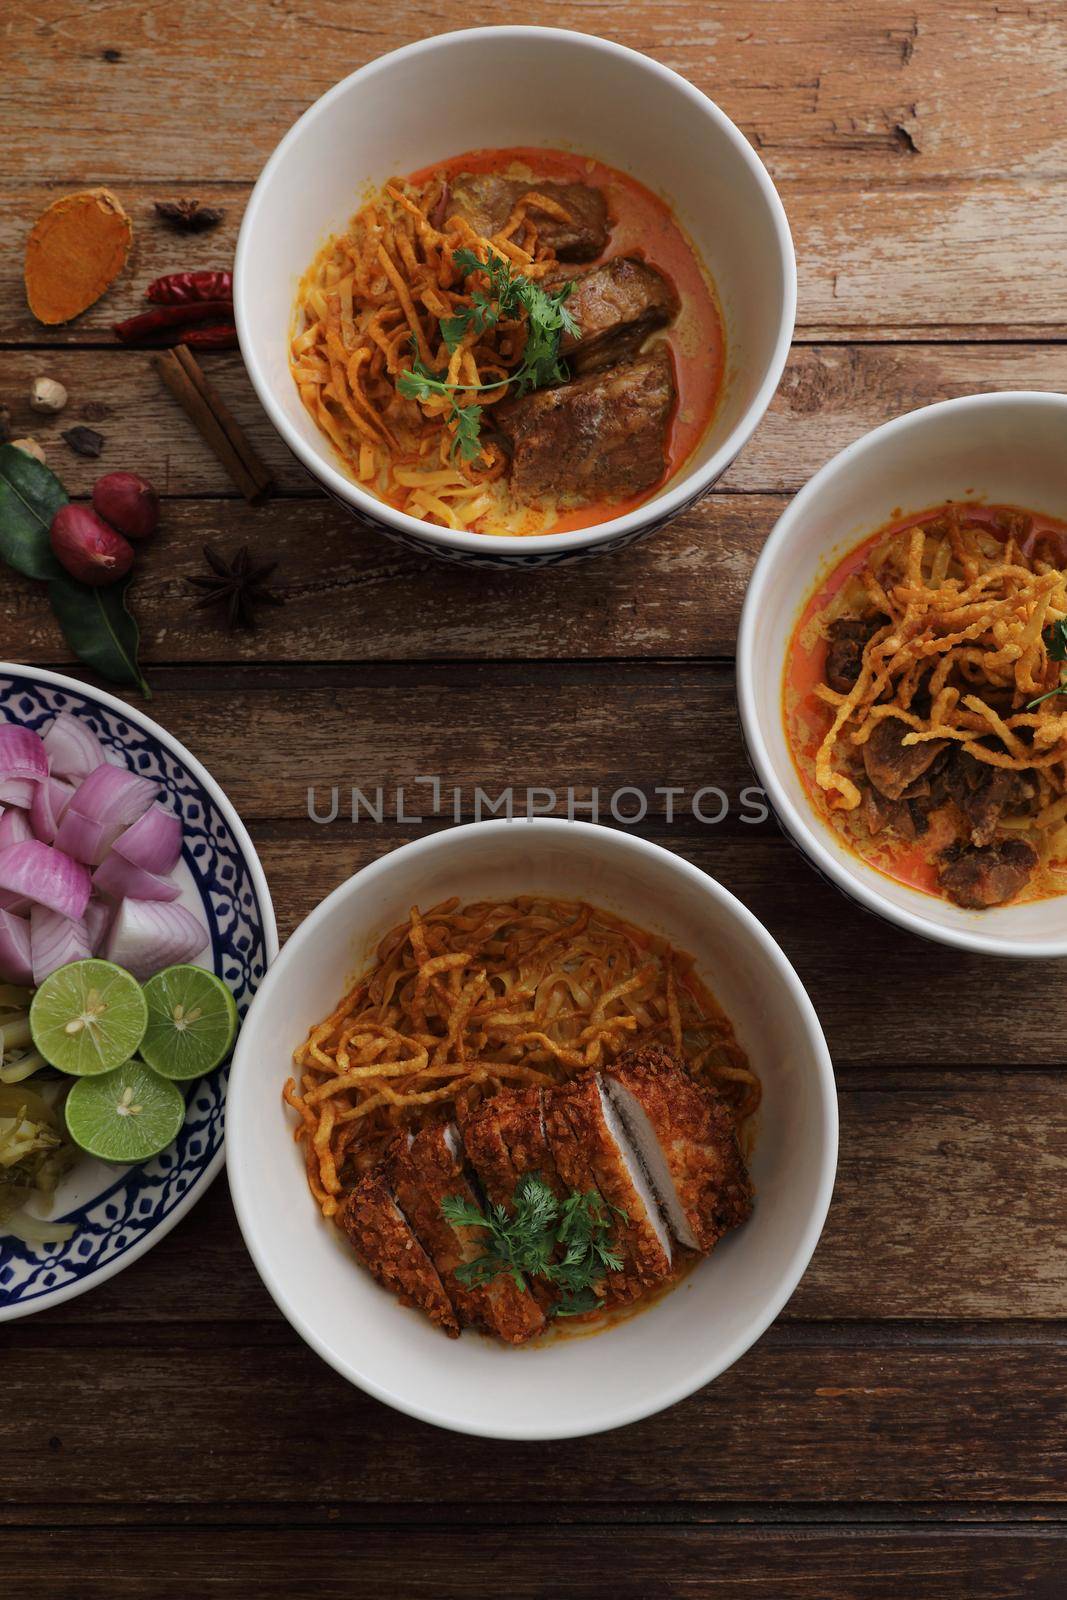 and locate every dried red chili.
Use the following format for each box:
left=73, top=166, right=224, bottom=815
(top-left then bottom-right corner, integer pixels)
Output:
left=113, top=300, right=233, bottom=345
left=146, top=270, right=233, bottom=305
left=177, top=324, right=239, bottom=350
